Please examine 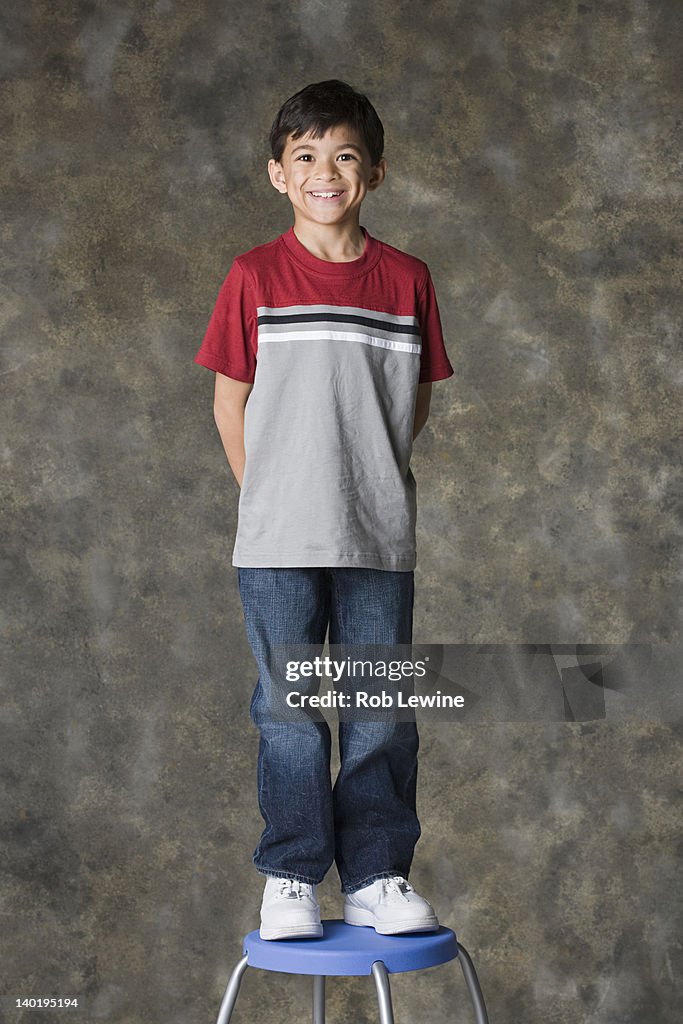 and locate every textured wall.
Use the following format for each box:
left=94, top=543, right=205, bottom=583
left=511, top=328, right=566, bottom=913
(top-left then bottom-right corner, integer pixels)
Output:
left=2, top=1, right=681, bottom=1022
